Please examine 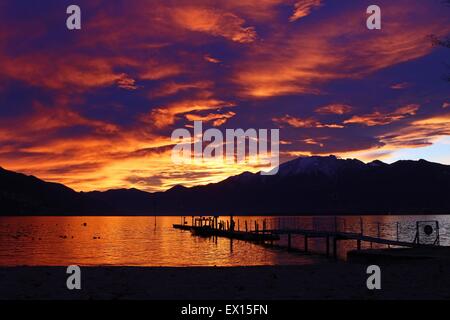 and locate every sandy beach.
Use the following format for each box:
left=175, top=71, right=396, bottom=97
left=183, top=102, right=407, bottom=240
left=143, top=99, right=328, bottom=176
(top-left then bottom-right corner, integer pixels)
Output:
left=1, top=257, right=449, bottom=300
